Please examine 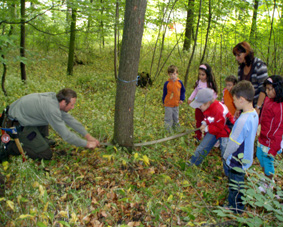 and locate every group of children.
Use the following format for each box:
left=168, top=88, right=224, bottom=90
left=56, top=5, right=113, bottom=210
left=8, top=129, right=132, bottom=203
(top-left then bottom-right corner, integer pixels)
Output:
left=162, top=64, right=283, bottom=214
